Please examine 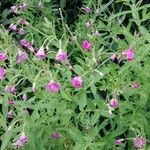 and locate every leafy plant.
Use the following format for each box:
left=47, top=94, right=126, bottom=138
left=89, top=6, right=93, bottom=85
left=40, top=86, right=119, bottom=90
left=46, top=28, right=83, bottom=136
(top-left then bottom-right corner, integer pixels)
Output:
left=0, top=0, right=150, bottom=149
